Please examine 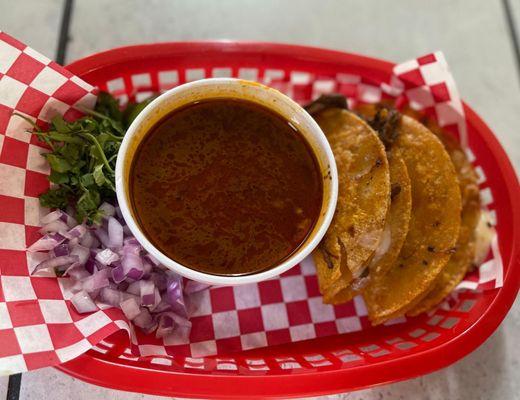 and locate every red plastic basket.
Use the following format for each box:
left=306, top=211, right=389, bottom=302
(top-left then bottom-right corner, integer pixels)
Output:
left=56, top=42, right=519, bottom=399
